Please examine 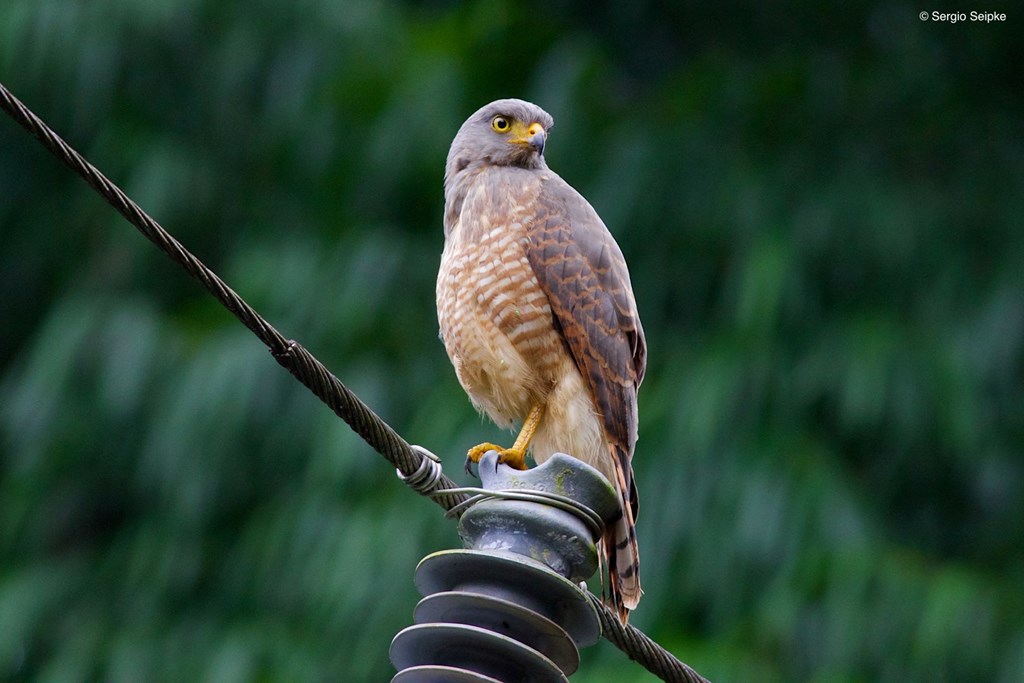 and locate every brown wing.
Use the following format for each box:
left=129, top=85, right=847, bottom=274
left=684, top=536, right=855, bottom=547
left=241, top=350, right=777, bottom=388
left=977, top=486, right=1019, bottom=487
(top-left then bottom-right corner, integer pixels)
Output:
left=526, top=177, right=645, bottom=433
left=525, top=173, right=646, bottom=617
left=524, top=173, right=646, bottom=505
